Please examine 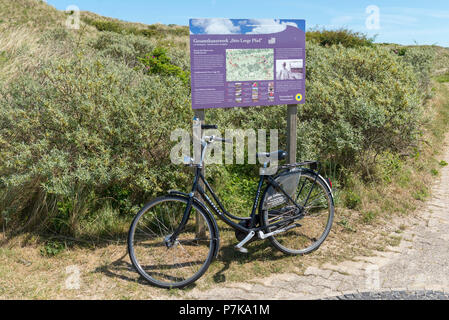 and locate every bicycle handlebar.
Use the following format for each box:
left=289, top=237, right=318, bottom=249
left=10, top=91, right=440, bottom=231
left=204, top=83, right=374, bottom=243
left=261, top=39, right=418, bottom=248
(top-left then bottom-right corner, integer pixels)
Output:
left=215, top=137, right=232, bottom=143
left=201, top=124, right=218, bottom=130
left=204, top=136, right=231, bottom=144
